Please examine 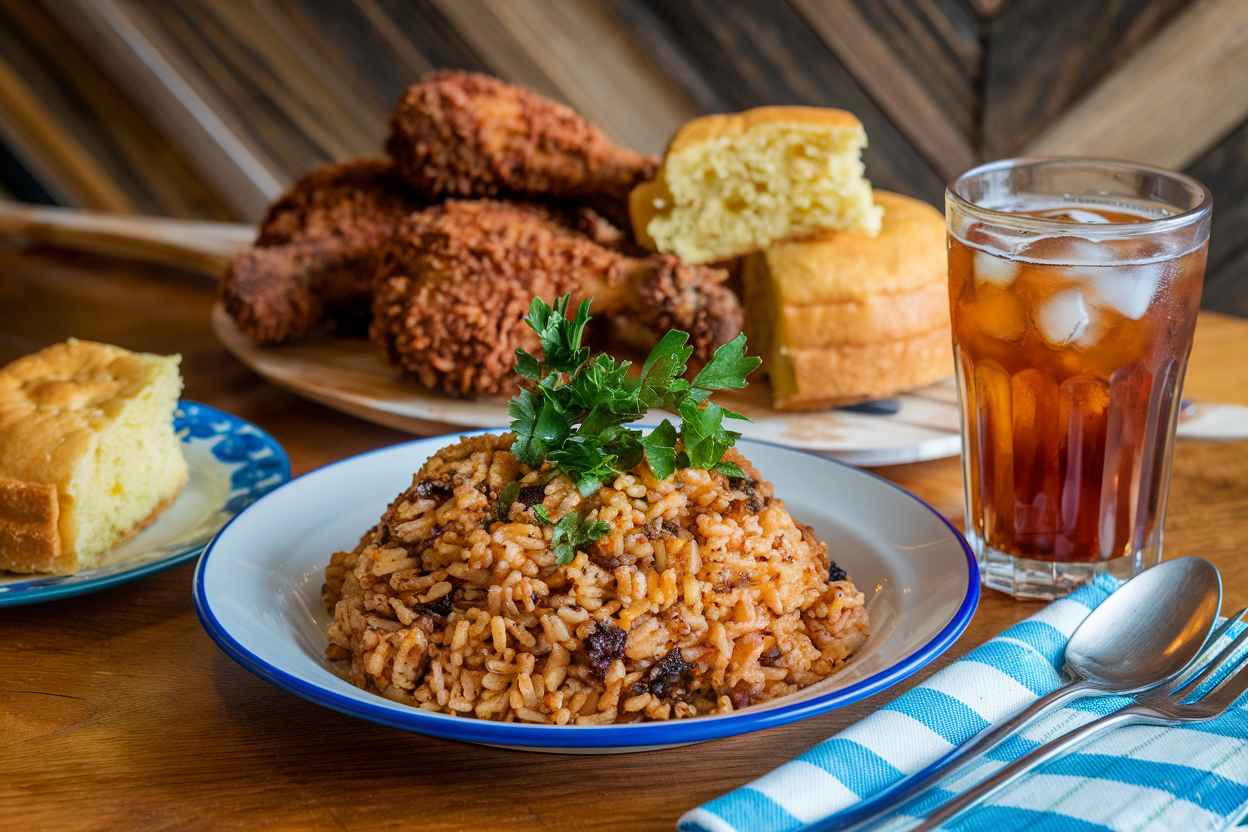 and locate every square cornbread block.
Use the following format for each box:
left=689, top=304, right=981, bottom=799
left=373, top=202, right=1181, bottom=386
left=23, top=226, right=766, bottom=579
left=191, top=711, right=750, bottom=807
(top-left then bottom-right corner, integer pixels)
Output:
left=743, top=190, right=953, bottom=410
left=630, top=106, right=882, bottom=265
left=0, top=339, right=187, bottom=574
